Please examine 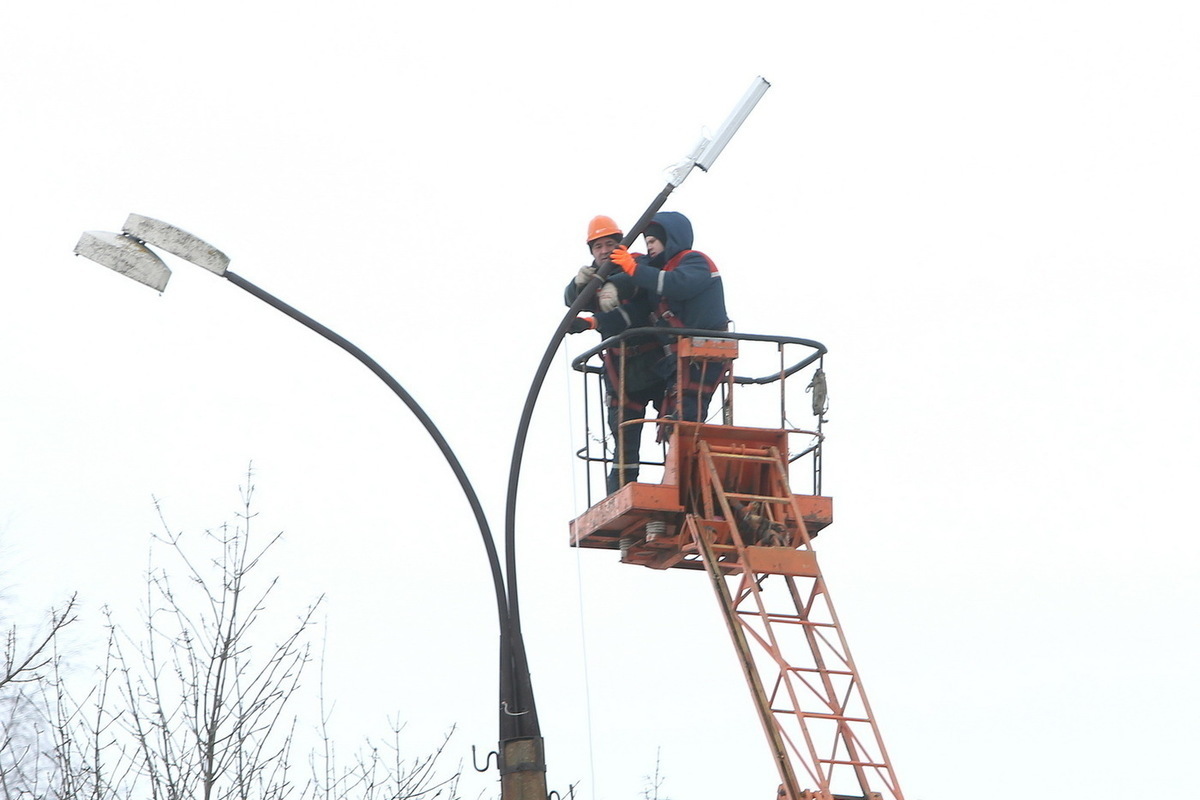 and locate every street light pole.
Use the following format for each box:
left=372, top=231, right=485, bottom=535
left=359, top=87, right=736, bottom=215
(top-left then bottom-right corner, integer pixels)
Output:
left=497, top=77, right=770, bottom=796
left=74, top=215, right=545, bottom=799
left=75, top=75, right=772, bottom=800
